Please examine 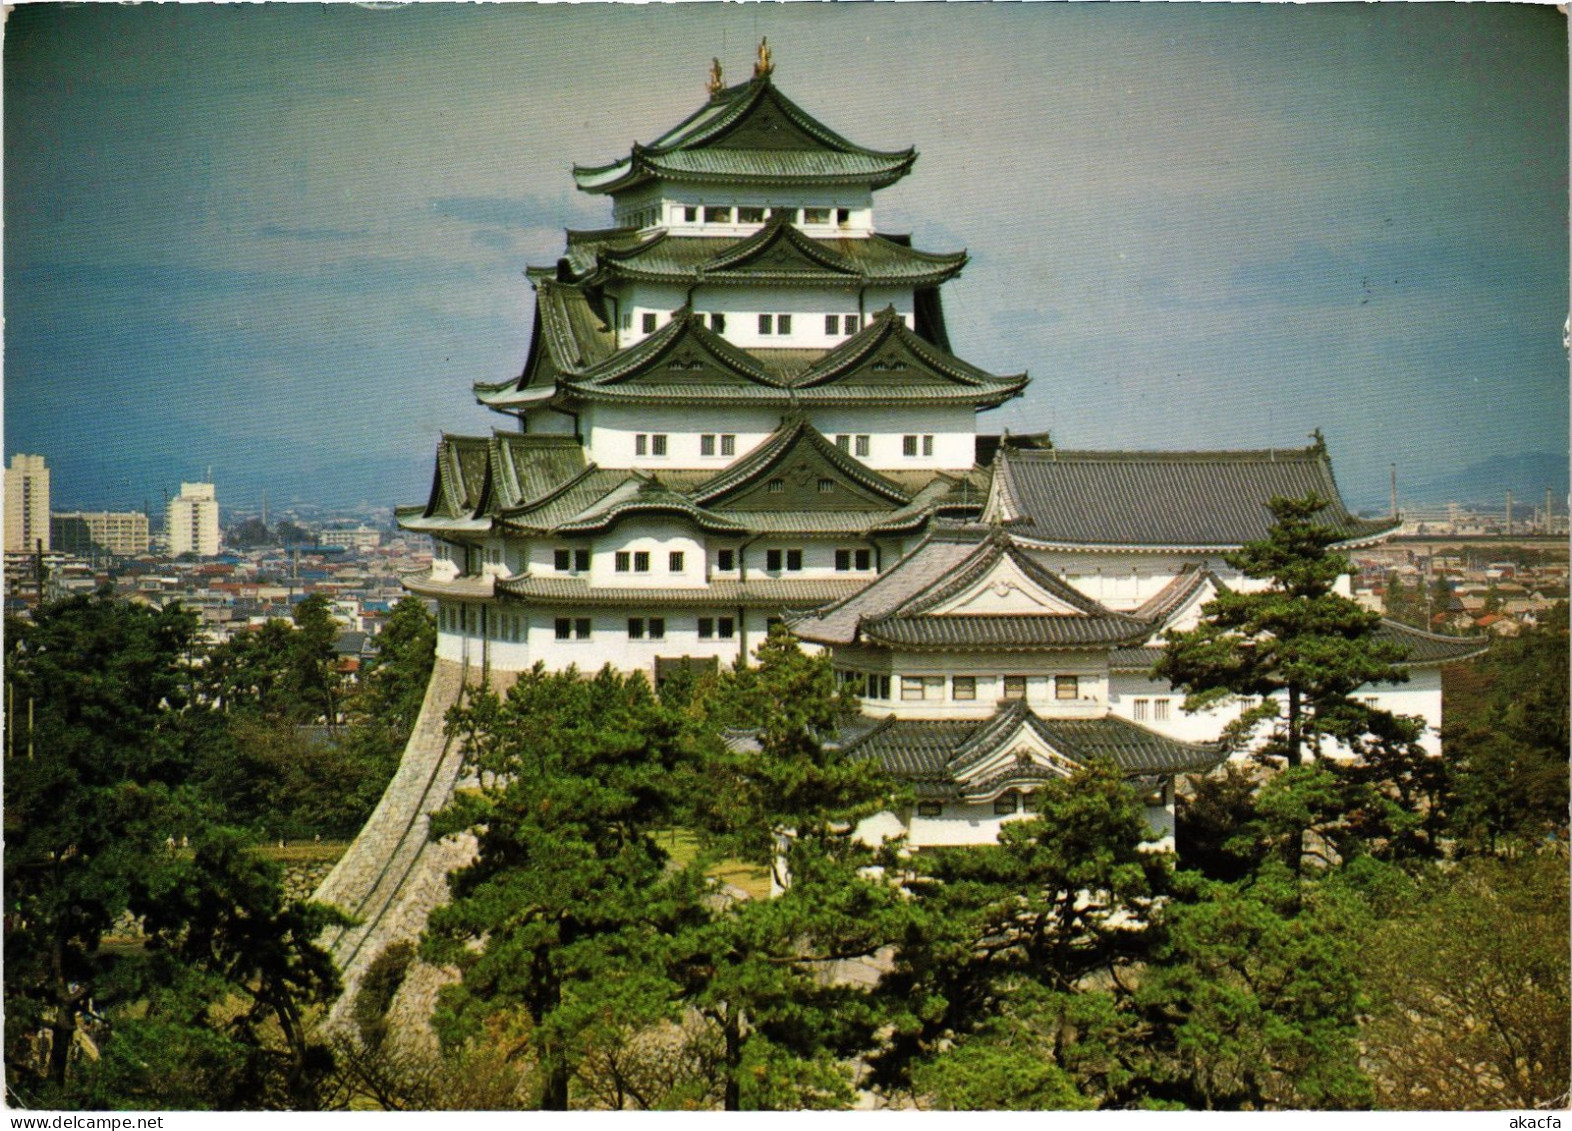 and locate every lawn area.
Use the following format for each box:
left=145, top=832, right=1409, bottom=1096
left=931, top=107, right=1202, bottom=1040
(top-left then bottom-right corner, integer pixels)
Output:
left=256, top=840, right=350, bottom=866
left=655, top=830, right=771, bottom=901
